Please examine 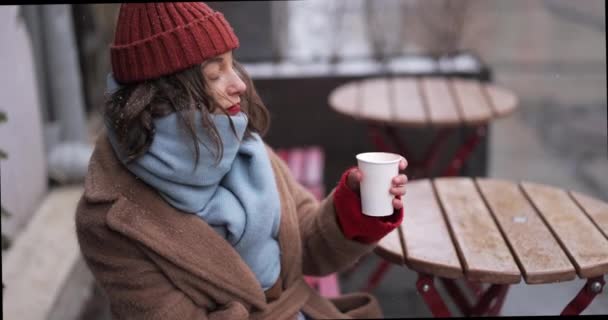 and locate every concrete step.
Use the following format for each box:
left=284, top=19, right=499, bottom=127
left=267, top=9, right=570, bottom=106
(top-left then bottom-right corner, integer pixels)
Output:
left=2, top=186, right=93, bottom=320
